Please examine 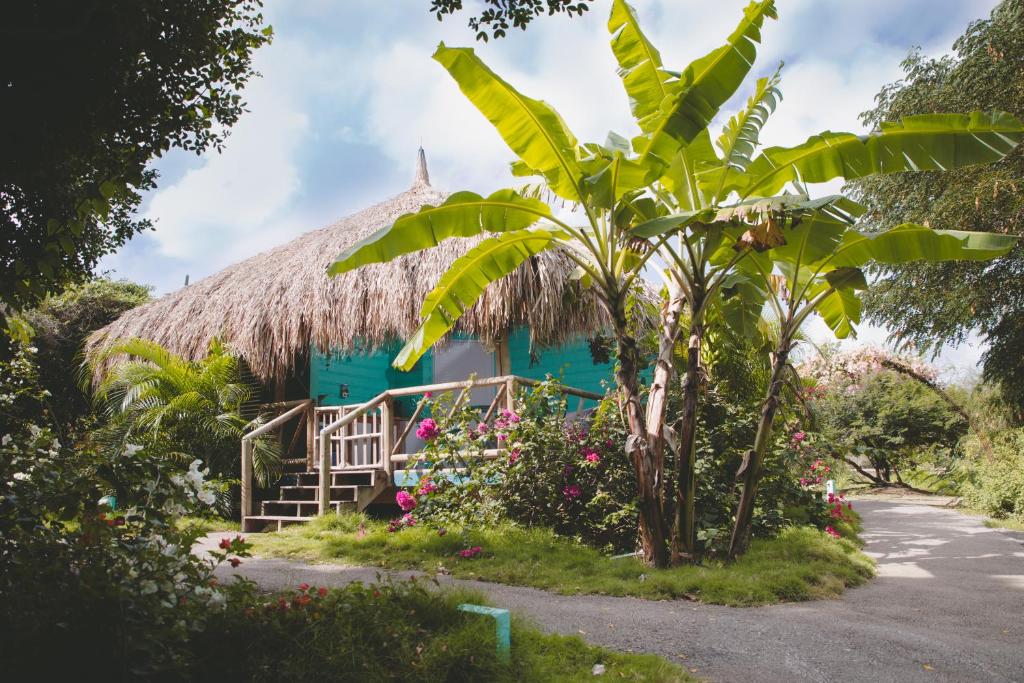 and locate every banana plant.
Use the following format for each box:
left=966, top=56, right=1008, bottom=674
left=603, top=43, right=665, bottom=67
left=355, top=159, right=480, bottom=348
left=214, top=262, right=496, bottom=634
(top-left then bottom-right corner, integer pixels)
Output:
left=605, top=0, right=1023, bottom=561
left=725, top=202, right=1017, bottom=557
left=330, top=0, right=1024, bottom=566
